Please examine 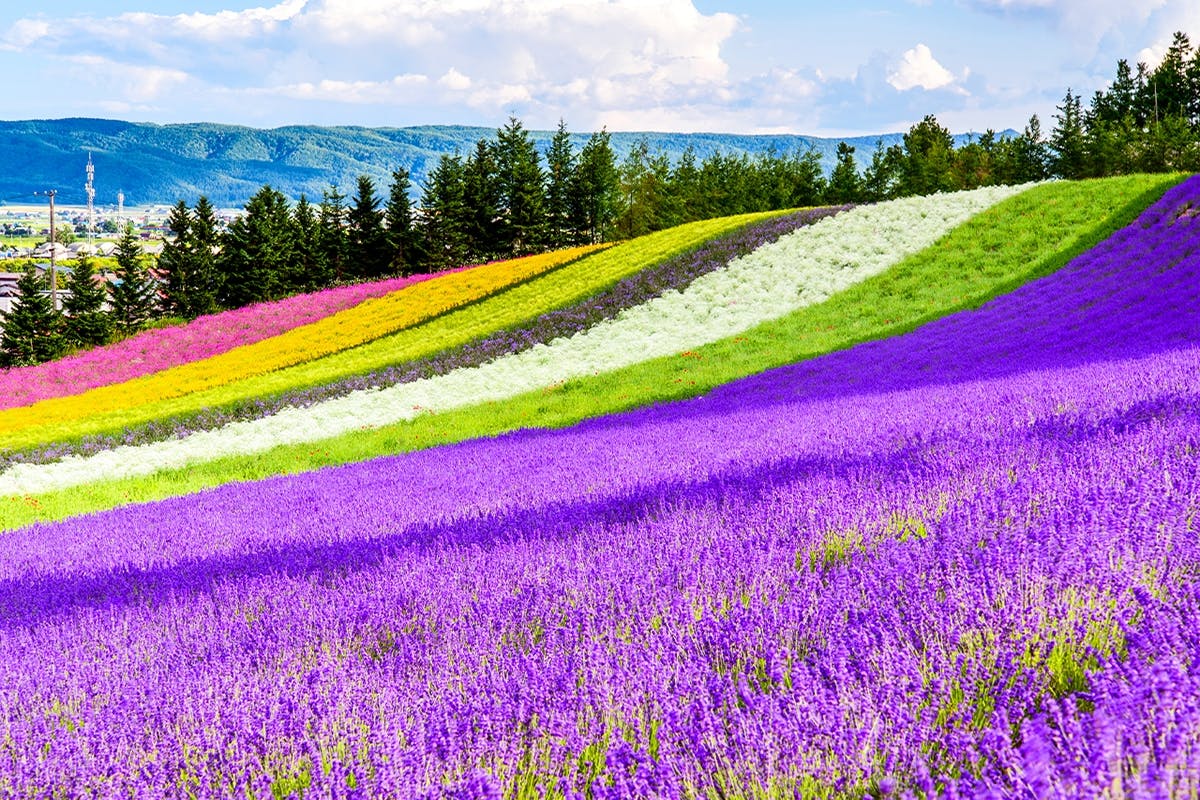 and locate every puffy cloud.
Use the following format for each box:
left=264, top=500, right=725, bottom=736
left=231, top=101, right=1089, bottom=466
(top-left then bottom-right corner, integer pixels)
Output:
left=0, top=0, right=744, bottom=128
left=887, top=44, right=960, bottom=92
